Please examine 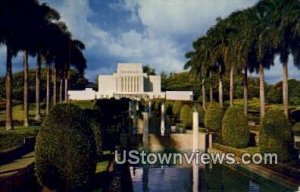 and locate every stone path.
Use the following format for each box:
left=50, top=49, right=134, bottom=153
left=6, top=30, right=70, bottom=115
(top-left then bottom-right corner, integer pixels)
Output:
left=0, top=151, right=35, bottom=176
